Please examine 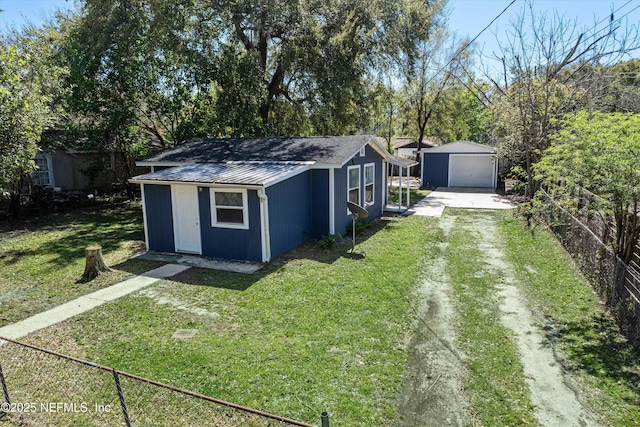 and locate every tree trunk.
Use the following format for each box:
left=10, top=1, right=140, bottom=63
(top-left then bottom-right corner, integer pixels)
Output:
left=81, top=246, right=112, bottom=282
